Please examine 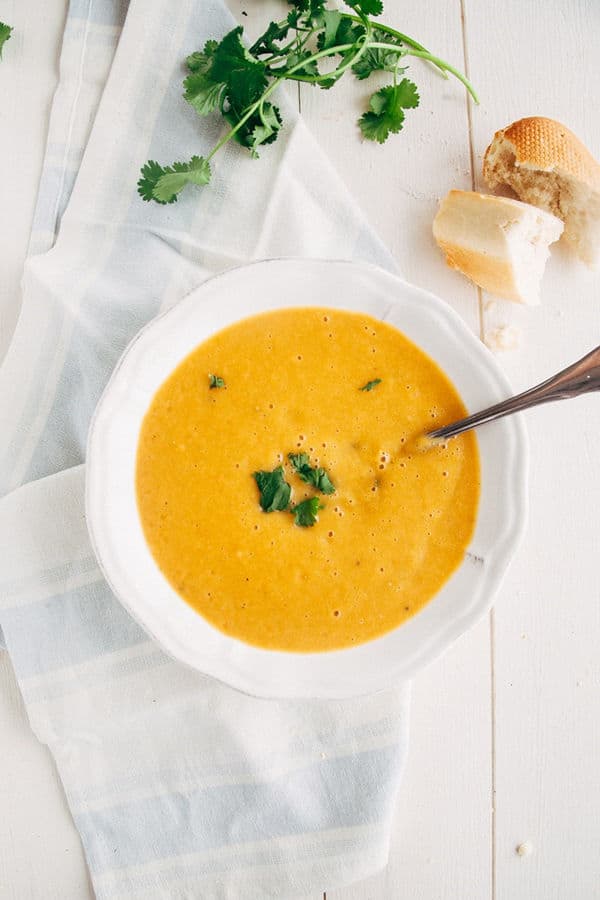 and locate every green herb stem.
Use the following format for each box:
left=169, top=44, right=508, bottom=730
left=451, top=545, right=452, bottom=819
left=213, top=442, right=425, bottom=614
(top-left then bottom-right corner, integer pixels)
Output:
left=340, top=13, right=448, bottom=78
left=392, top=46, right=479, bottom=102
